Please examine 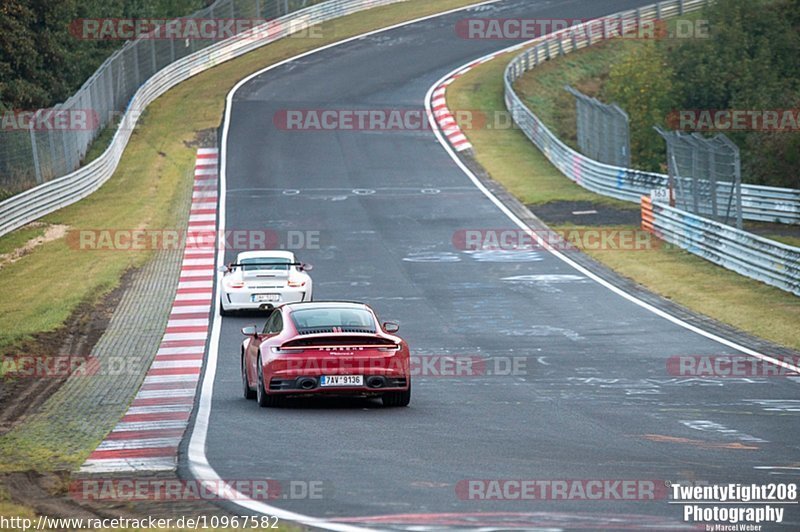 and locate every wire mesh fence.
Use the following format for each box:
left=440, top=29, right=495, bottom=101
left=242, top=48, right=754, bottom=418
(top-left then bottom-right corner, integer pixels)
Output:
left=655, top=127, right=743, bottom=229
left=565, top=85, right=630, bottom=168
left=0, top=0, right=322, bottom=197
